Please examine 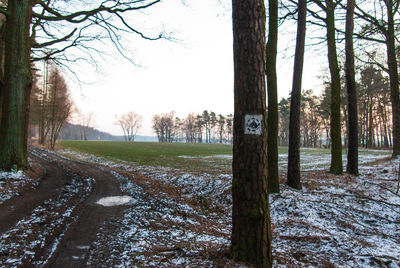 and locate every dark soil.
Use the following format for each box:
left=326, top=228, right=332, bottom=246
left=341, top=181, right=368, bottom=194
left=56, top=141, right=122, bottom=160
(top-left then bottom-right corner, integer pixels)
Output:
left=0, top=146, right=125, bottom=267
